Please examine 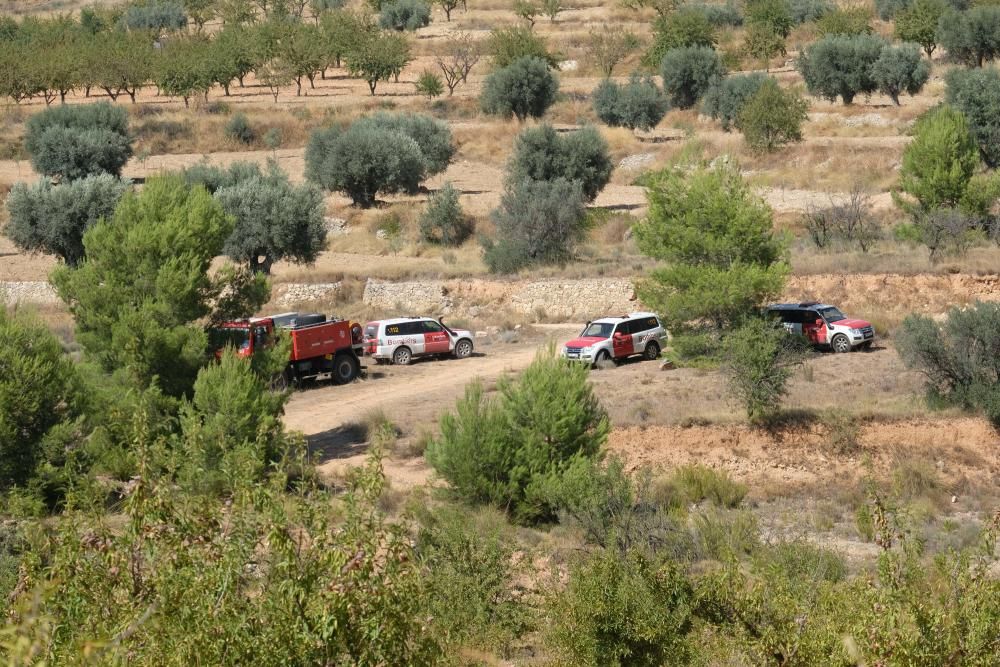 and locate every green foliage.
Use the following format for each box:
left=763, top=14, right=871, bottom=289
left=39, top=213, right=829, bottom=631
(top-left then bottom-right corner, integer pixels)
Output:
left=415, top=504, right=528, bottom=654
left=214, top=162, right=327, bottom=274
left=513, top=0, right=540, bottom=26
left=51, top=175, right=267, bottom=398
left=121, top=0, right=188, bottom=31
left=545, top=549, right=694, bottom=666
left=702, top=72, right=769, bottom=130
left=790, top=0, right=832, bottom=23
left=345, top=29, right=411, bottom=95
left=507, top=124, right=612, bottom=201
left=586, top=27, right=642, bottom=77
left=945, top=66, right=1000, bottom=167
left=688, top=1, right=745, bottom=26
left=4, top=174, right=128, bottom=266
left=480, top=55, right=559, bottom=121
left=736, top=78, right=808, bottom=152
left=797, top=34, right=887, bottom=104
left=660, top=45, right=726, bottom=109
left=898, top=104, right=980, bottom=212
left=896, top=301, right=1000, bottom=424
left=483, top=178, right=588, bottom=272
left=876, top=0, right=912, bottom=18
left=419, top=182, right=473, bottom=245
left=936, top=6, right=1000, bottom=67
left=414, top=69, right=444, bottom=98
left=634, top=163, right=787, bottom=330
left=815, top=6, right=874, bottom=35
left=593, top=75, right=670, bottom=131
left=24, top=101, right=132, bottom=181
left=742, top=21, right=786, bottom=66
left=724, top=317, right=805, bottom=421
left=745, top=0, right=793, bottom=37
left=895, top=0, right=947, bottom=56
left=87, top=31, right=156, bottom=103
left=224, top=112, right=256, bottom=145
left=155, top=35, right=216, bottom=106
left=379, top=0, right=431, bottom=30
left=644, top=8, right=717, bottom=69
left=660, top=464, right=748, bottom=508
left=487, top=25, right=559, bottom=69
left=426, top=348, right=609, bottom=523
left=872, top=42, right=930, bottom=105
left=0, top=310, right=84, bottom=493
left=305, top=112, right=453, bottom=206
